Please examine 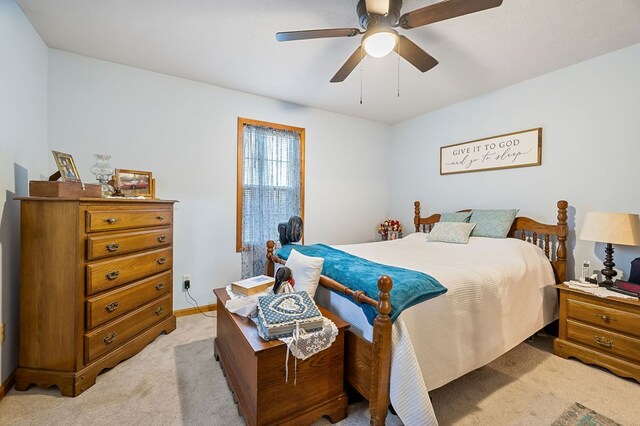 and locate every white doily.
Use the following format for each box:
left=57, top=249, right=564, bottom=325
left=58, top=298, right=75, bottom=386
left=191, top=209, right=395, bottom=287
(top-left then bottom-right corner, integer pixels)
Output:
left=279, top=317, right=338, bottom=360
left=565, top=282, right=639, bottom=300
